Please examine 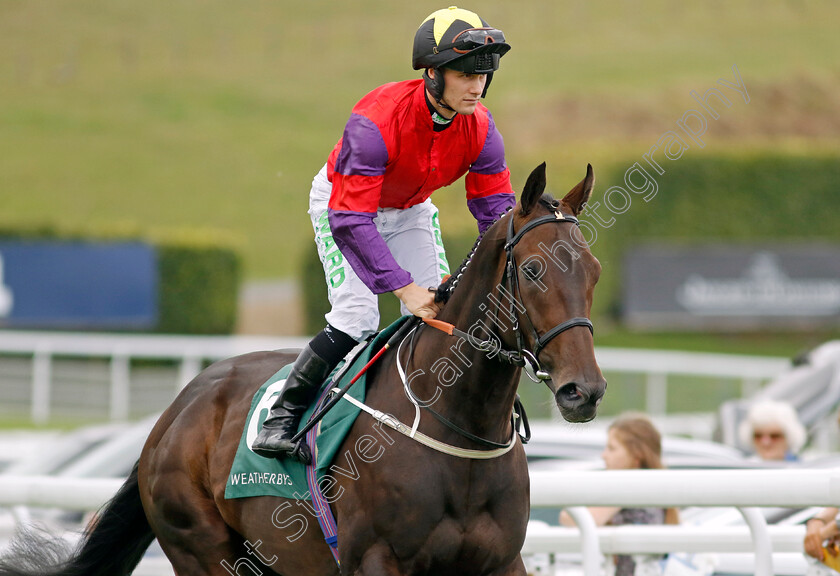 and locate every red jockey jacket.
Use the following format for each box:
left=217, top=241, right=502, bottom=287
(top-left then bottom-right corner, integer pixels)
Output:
left=325, top=78, right=515, bottom=294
